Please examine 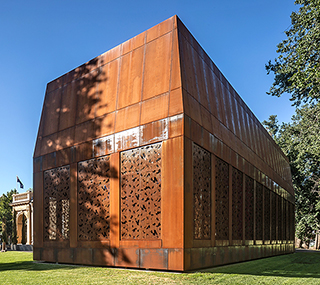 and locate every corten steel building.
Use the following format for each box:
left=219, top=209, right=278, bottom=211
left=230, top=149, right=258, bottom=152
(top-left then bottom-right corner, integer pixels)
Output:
left=33, top=16, right=295, bottom=271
